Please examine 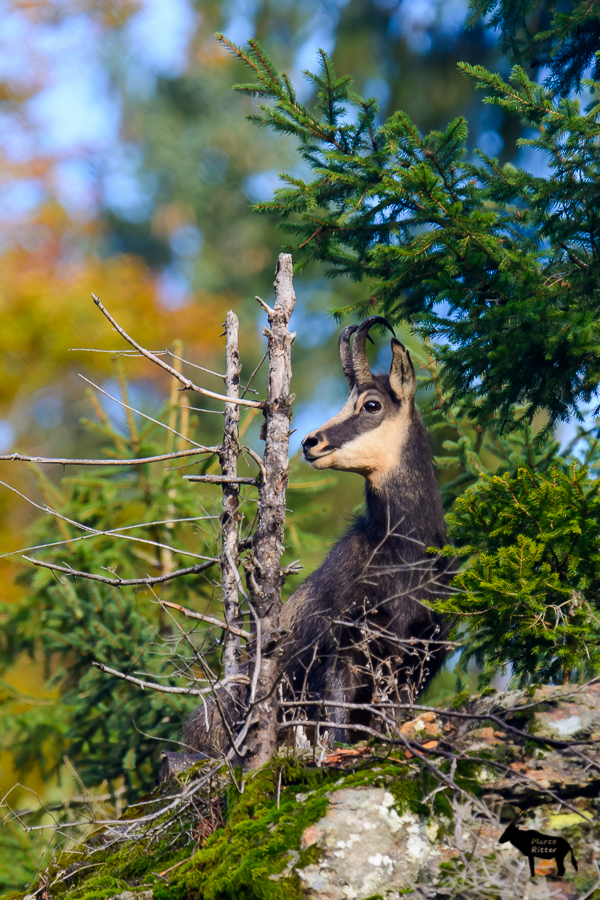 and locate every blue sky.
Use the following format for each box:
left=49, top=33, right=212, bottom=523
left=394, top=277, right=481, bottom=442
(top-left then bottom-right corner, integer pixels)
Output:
left=0, top=0, right=197, bottom=222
